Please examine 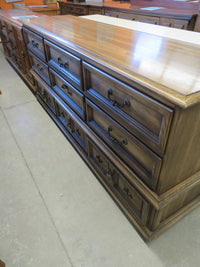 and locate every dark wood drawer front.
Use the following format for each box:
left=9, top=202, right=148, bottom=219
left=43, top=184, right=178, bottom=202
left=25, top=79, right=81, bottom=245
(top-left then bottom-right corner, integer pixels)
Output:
left=87, top=139, right=150, bottom=225
left=45, top=40, right=82, bottom=91
left=23, top=28, right=45, bottom=60
left=89, top=8, right=102, bottom=15
left=49, top=68, right=85, bottom=119
left=66, top=5, right=75, bottom=12
left=71, top=120, right=87, bottom=152
left=160, top=18, right=188, bottom=29
left=137, top=15, right=160, bottom=25
left=83, top=62, right=173, bottom=155
left=36, top=79, right=56, bottom=113
left=118, top=13, right=138, bottom=20
left=55, top=100, right=87, bottom=152
left=86, top=100, right=162, bottom=190
left=74, top=7, right=88, bottom=15
left=29, top=52, right=50, bottom=85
